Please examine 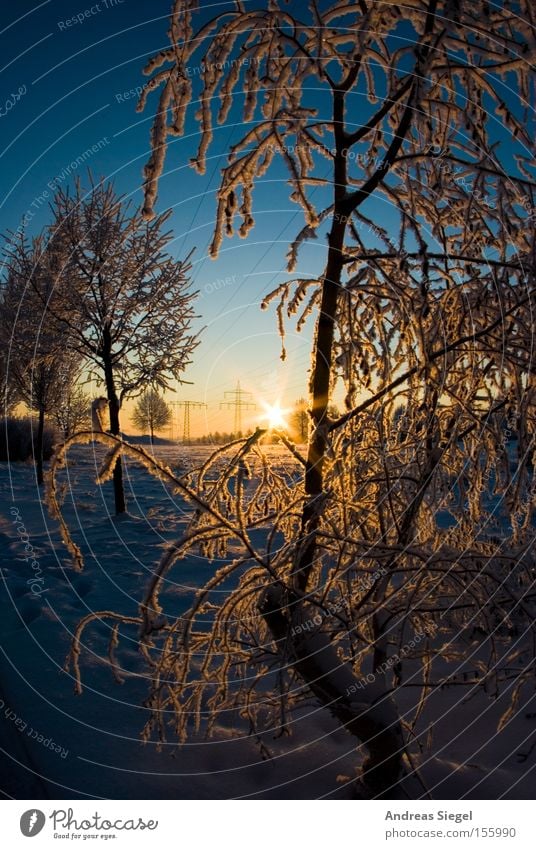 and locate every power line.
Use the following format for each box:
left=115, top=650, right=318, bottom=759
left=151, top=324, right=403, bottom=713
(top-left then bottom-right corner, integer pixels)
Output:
left=220, top=381, right=256, bottom=435
left=174, top=400, right=207, bottom=442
